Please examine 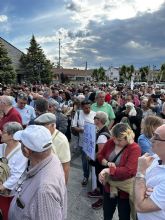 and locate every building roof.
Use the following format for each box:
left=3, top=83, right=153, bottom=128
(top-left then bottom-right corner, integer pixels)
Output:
left=52, top=67, right=93, bottom=77
left=0, top=37, right=23, bottom=70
